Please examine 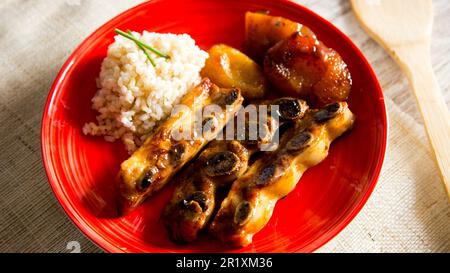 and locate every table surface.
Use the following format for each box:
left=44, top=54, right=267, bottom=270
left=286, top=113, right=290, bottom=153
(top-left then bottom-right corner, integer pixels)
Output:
left=0, top=0, right=448, bottom=253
